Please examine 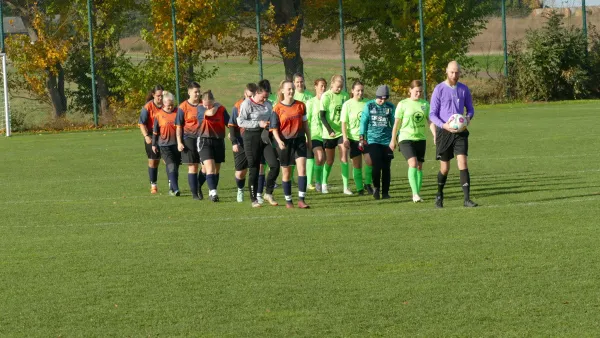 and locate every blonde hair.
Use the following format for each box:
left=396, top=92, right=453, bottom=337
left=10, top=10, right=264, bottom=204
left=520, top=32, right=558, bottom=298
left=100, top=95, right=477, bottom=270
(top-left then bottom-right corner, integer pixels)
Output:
left=277, top=79, right=294, bottom=103
left=330, top=74, right=344, bottom=87
left=162, top=91, right=174, bottom=103
left=202, top=90, right=215, bottom=103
